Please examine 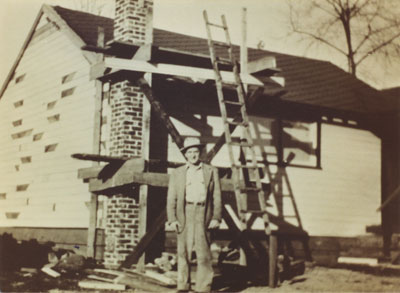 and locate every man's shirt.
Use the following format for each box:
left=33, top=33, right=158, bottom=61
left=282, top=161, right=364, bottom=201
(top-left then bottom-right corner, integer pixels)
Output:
left=185, top=163, right=206, bottom=203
